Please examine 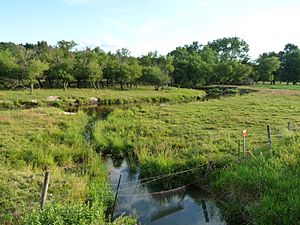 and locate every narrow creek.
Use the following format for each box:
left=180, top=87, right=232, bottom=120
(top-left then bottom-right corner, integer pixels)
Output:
left=107, top=158, right=227, bottom=225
